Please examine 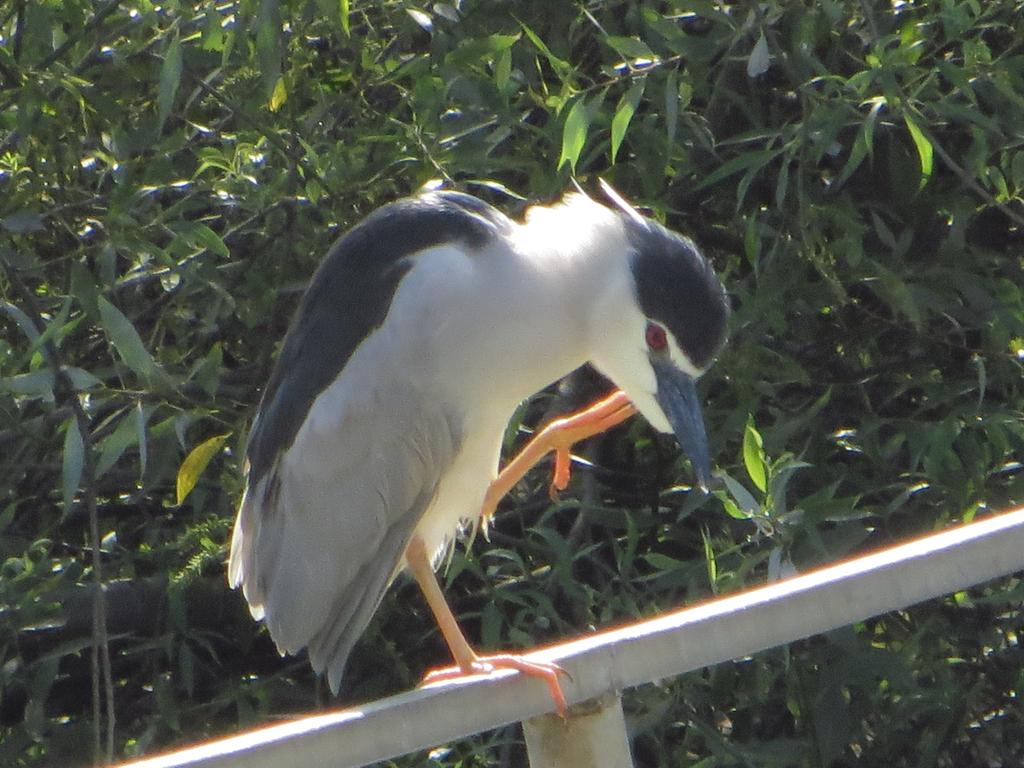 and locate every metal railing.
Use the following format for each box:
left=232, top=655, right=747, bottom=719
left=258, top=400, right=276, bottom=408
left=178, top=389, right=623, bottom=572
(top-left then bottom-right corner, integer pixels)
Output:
left=119, top=507, right=1024, bottom=768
